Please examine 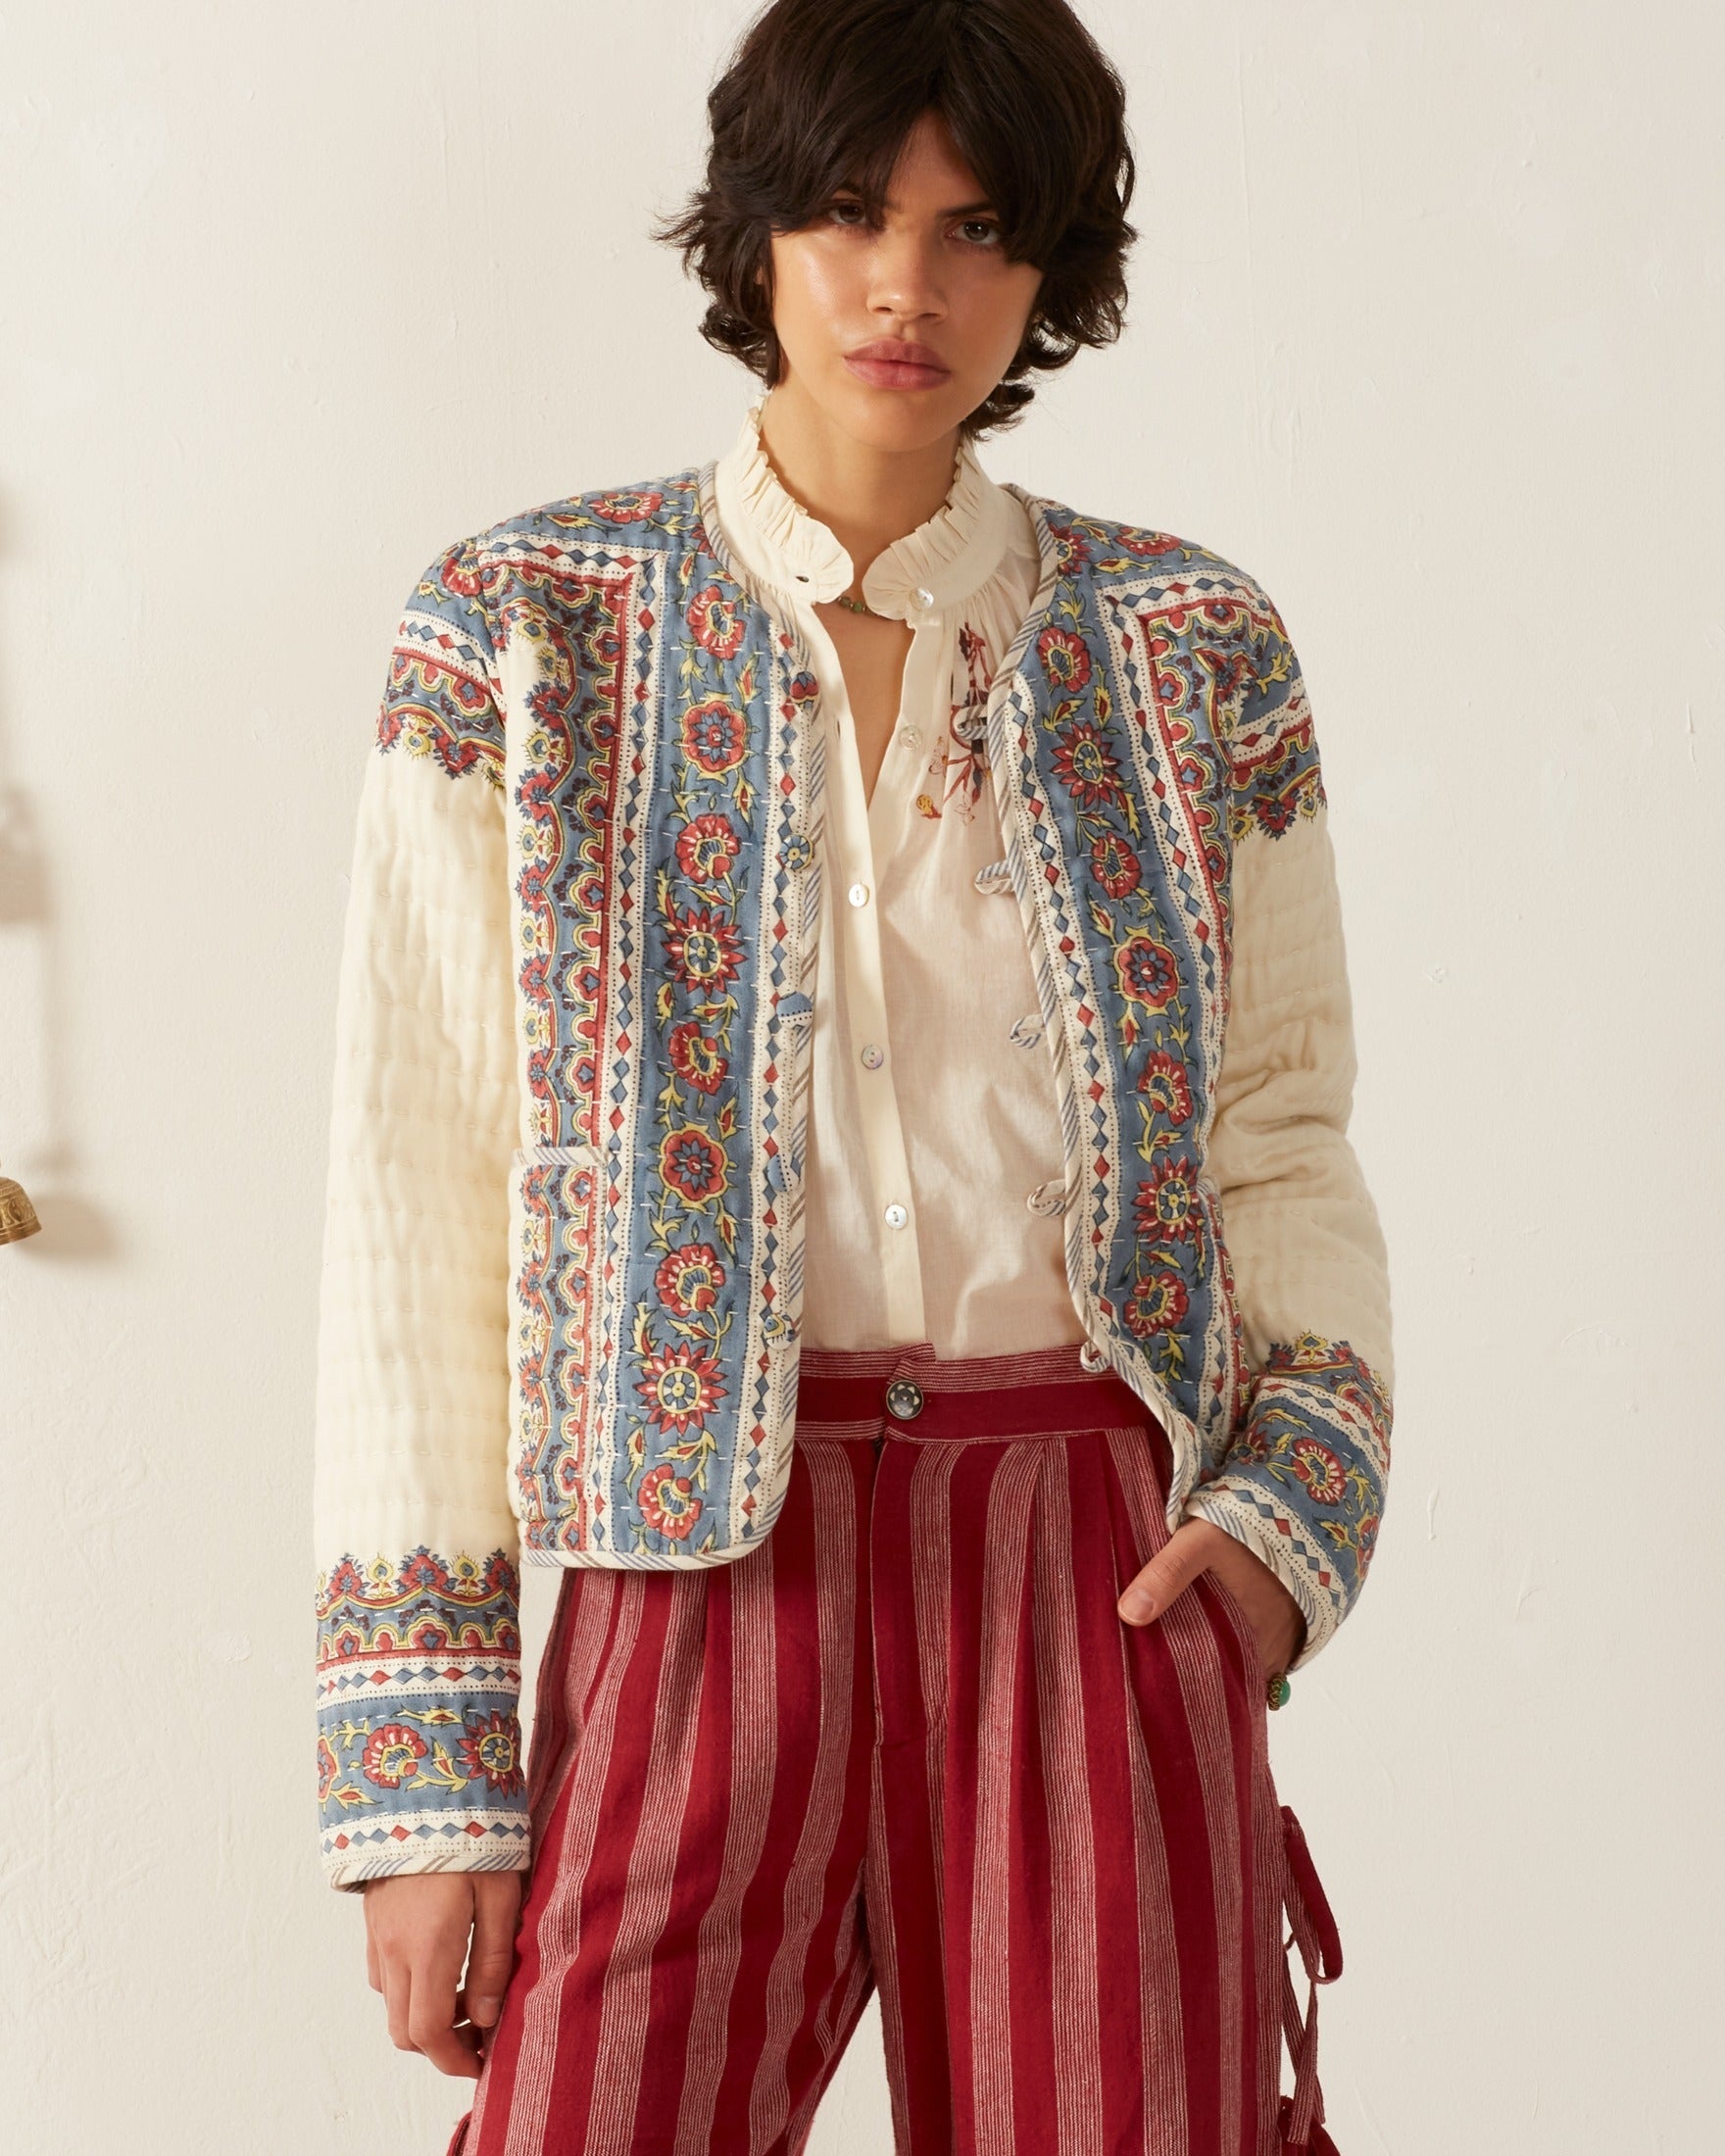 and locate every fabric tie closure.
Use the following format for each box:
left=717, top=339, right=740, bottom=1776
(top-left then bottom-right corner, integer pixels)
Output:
left=1277, top=1803, right=1345, bottom=2153
left=952, top=703, right=988, bottom=746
